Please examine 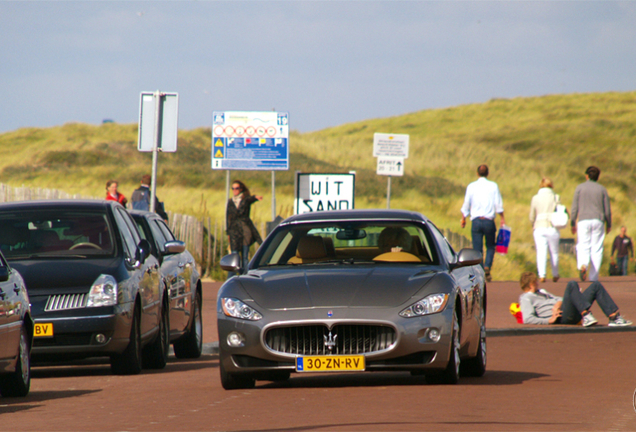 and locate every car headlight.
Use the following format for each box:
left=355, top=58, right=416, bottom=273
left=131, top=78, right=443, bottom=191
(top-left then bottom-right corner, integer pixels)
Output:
left=221, top=298, right=262, bottom=321
left=87, top=275, right=118, bottom=307
left=399, top=293, right=448, bottom=317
